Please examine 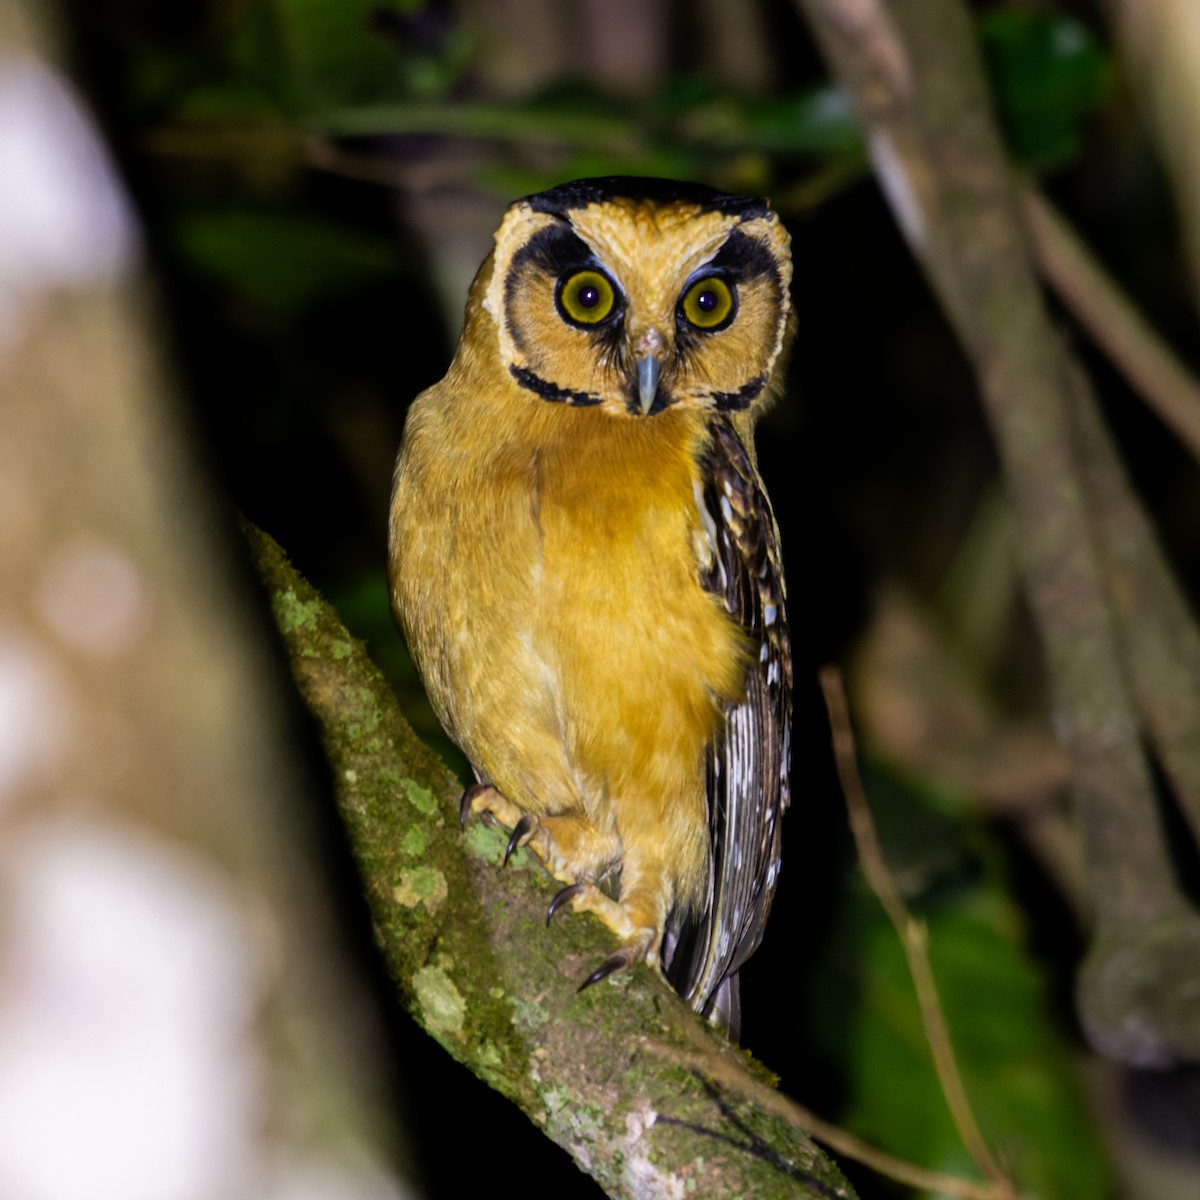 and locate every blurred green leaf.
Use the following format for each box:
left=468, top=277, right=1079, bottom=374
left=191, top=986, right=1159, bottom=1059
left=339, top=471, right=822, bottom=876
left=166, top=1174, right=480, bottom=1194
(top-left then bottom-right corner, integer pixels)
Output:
left=811, top=761, right=1112, bottom=1199
left=174, top=211, right=397, bottom=309
left=656, top=77, right=860, bottom=154
left=167, top=0, right=476, bottom=115
left=312, top=82, right=862, bottom=167
left=271, top=0, right=414, bottom=107
left=746, top=87, right=860, bottom=154
left=312, top=98, right=642, bottom=150
left=525, top=78, right=636, bottom=119
left=981, top=8, right=1113, bottom=170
